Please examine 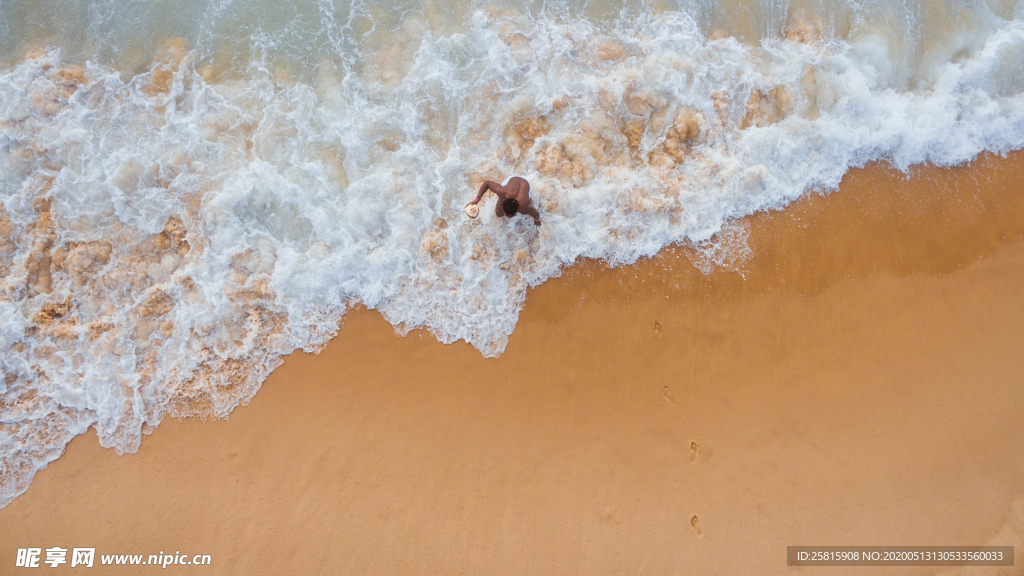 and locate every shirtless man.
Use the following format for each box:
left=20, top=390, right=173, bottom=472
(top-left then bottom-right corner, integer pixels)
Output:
left=469, top=176, right=541, bottom=225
